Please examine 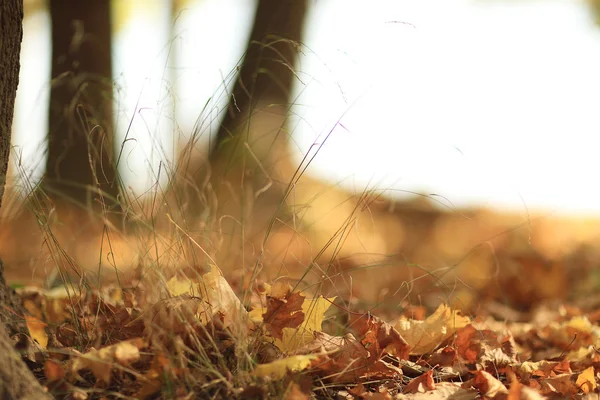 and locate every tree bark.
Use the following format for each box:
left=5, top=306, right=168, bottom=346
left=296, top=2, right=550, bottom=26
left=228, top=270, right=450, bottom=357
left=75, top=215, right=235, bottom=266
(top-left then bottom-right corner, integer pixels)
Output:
left=206, top=0, right=307, bottom=248
left=0, top=1, right=53, bottom=398
left=44, top=0, right=120, bottom=216
left=211, top=0, right=308, bottom=163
